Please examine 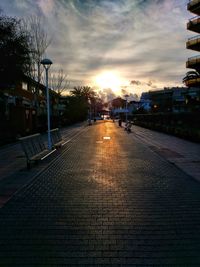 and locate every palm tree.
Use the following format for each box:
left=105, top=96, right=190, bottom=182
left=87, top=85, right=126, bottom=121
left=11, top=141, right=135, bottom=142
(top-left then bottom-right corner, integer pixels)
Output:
left=70, top=86, right=84, bottom=98
left=70, top=86, right=96, bottom=100
left=70, top=86, right=97, bottom=123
